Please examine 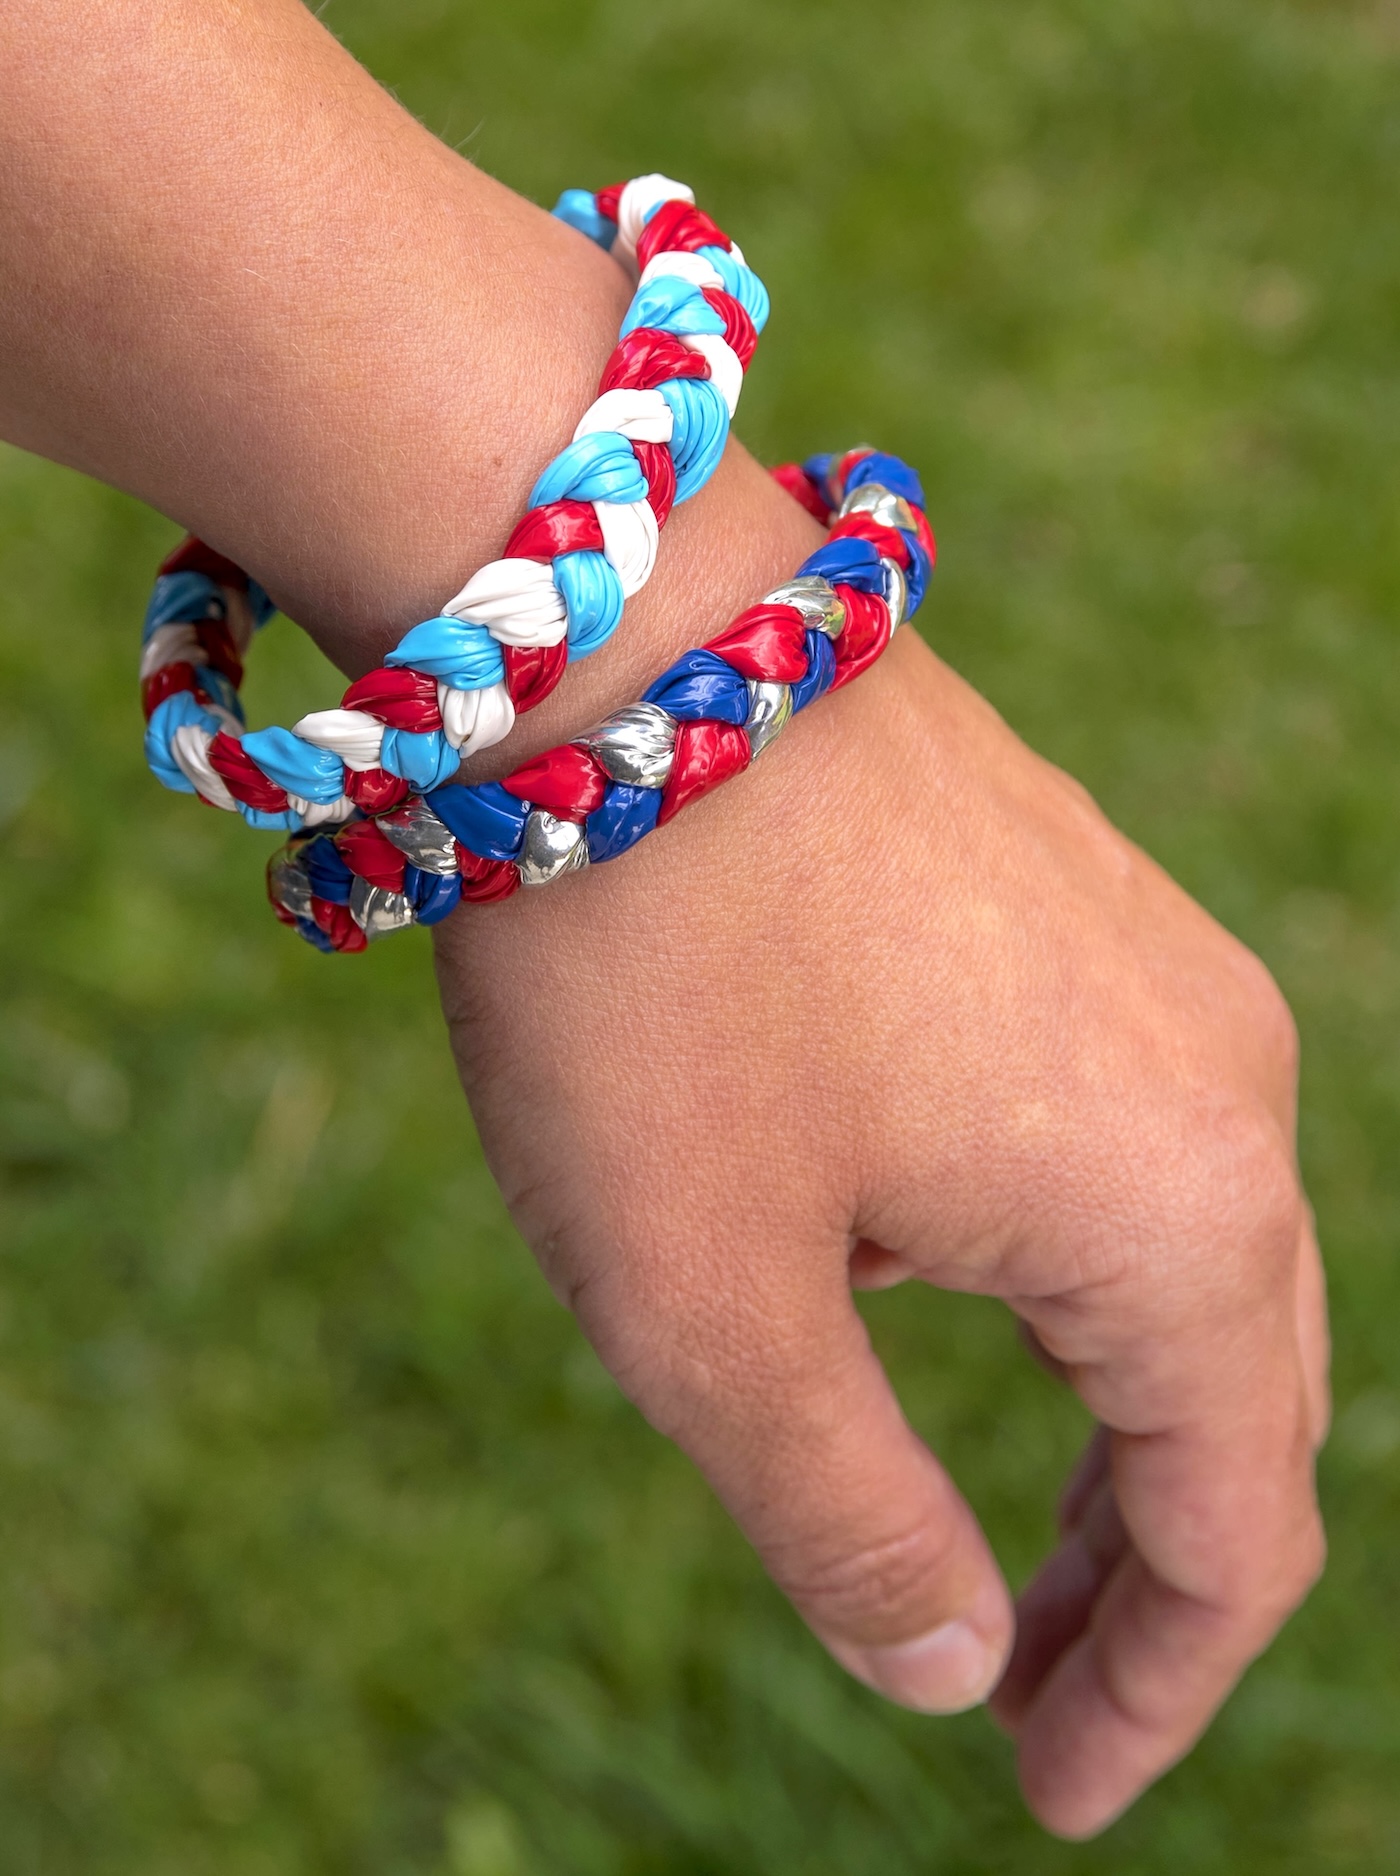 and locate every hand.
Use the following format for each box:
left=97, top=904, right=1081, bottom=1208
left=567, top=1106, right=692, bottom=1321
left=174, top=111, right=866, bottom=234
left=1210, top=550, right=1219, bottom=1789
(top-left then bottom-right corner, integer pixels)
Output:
left=434, top=617, right=1328, bottom=1839
left=0, top=0, right=1326, bottom=1834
